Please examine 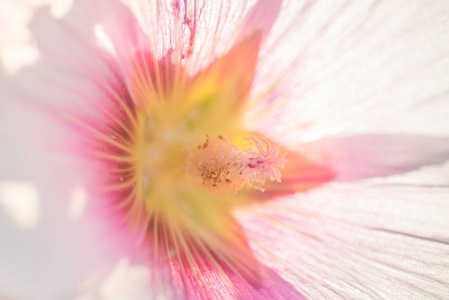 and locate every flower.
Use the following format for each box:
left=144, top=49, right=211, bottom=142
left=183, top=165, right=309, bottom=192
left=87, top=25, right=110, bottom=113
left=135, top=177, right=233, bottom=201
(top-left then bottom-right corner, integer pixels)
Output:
left=1, top=0, right=449, bottom=299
